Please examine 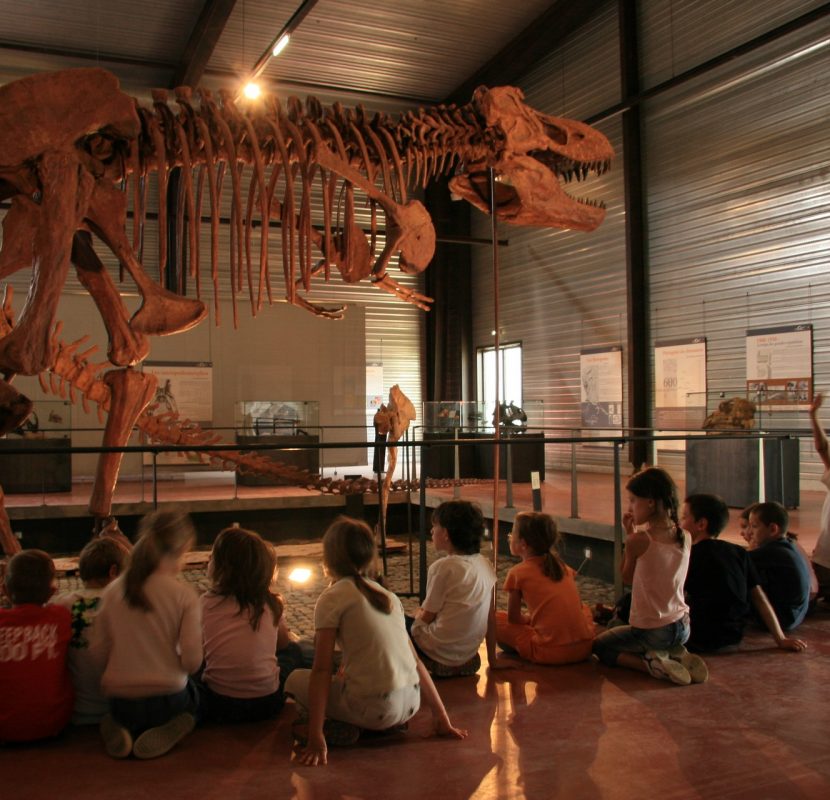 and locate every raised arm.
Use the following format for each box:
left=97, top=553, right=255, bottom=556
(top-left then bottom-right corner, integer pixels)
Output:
left=809, top=393, right=830, bottom=469
left=621, top=525, right=649, bottom=586
left=749, top=586, right=807, bottom=652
